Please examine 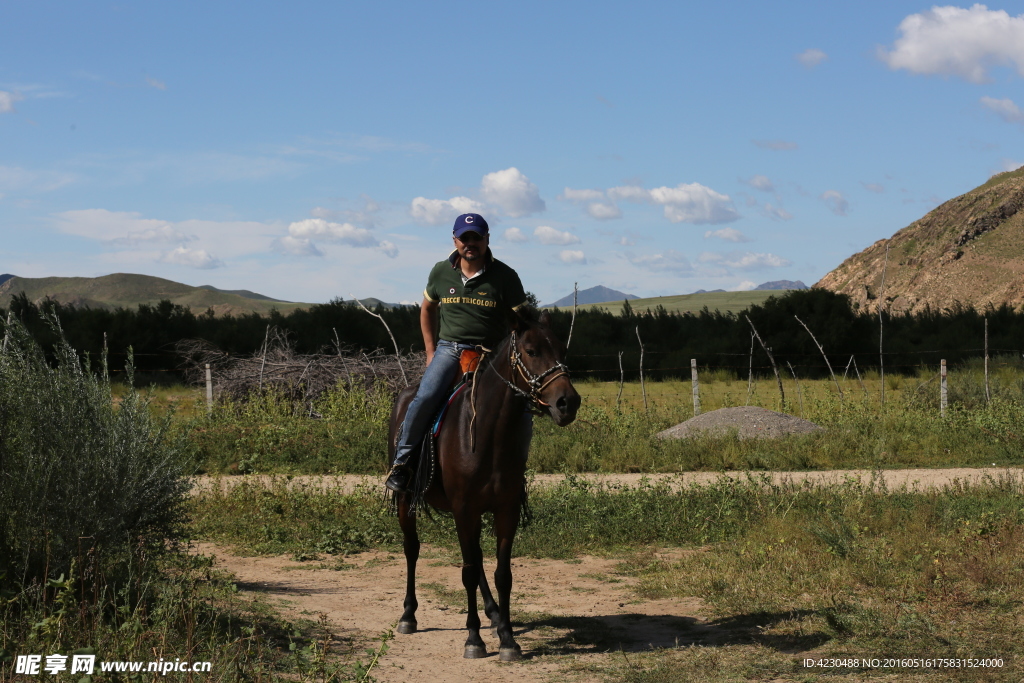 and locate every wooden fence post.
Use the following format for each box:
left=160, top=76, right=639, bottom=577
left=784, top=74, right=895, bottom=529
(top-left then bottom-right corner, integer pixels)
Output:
left=616, top=351, right=624, bottom=410
left=691, top=359, right=701, bottom=416
left=940, top=359, right=947, bottom=418
left=205, top=363, right=213, bottom=414
left=984, top=317, right=990, bottom=403
left=636, top=326, right=647, bottom=411
left=746, top=332, right=754, bottom=406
